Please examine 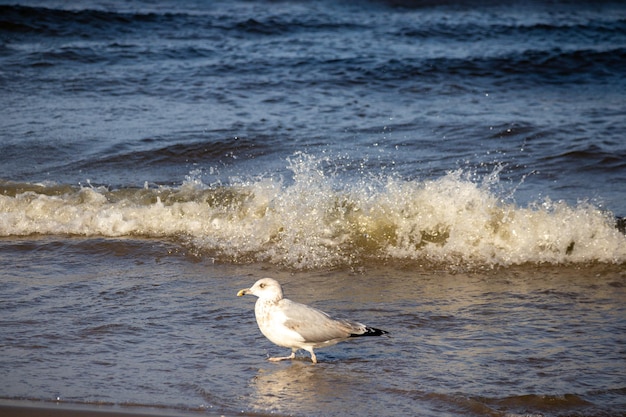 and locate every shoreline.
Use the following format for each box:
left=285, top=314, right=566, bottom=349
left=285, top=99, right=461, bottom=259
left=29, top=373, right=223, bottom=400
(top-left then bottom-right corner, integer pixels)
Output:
left=0, top=399, right=236, bottom=417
